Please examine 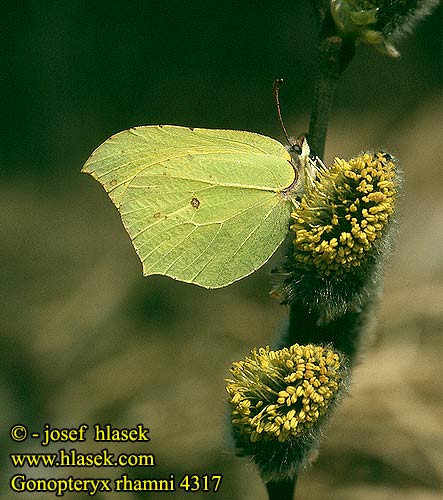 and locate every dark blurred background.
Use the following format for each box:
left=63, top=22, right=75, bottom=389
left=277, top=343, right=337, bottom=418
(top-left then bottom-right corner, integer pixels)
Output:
left=1, top=2, right=442, bottom=499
